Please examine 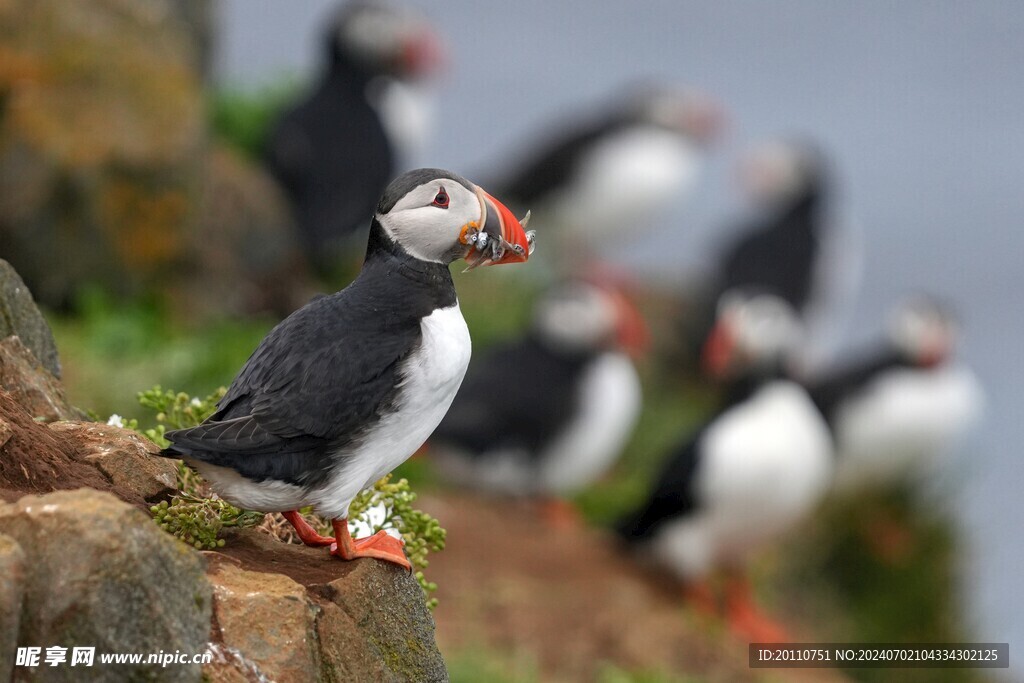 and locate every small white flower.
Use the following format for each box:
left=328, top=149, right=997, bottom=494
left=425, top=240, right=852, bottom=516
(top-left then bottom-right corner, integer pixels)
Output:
left=349, top=501, right=400, bottom=539
left=190, top=397, right=202, bottom=407
left=106, top=414, right=124, bottom=428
